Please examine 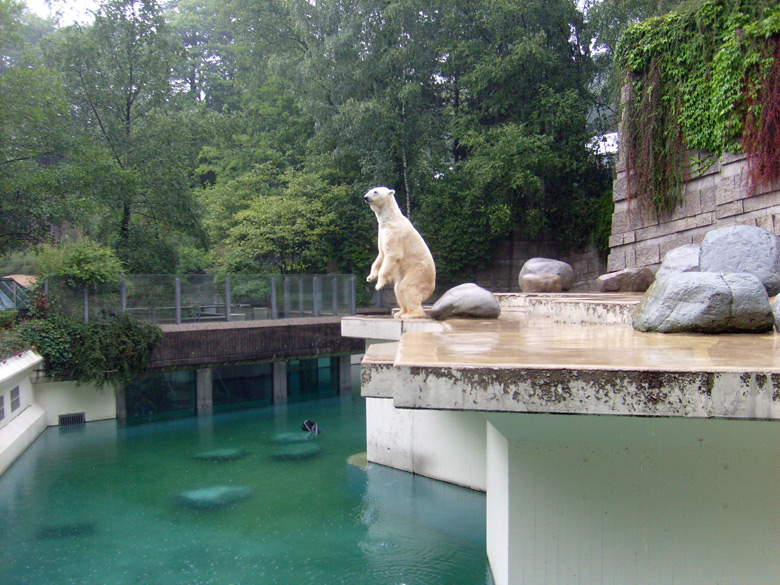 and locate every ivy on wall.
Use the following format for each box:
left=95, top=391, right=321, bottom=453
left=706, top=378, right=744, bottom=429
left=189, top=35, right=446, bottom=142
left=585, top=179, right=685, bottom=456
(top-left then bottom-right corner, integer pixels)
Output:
left=616, top=0, right=780, bottom=214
